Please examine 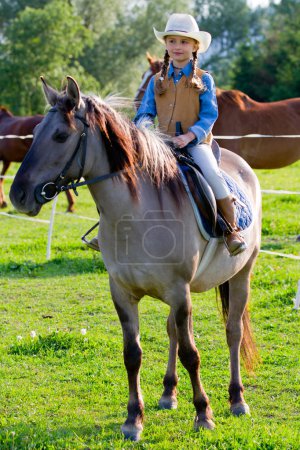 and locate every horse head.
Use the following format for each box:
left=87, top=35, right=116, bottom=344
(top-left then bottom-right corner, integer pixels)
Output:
left=10, top=76, right=94, bottom=216
left=134, top=53, right=162, bottom=108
